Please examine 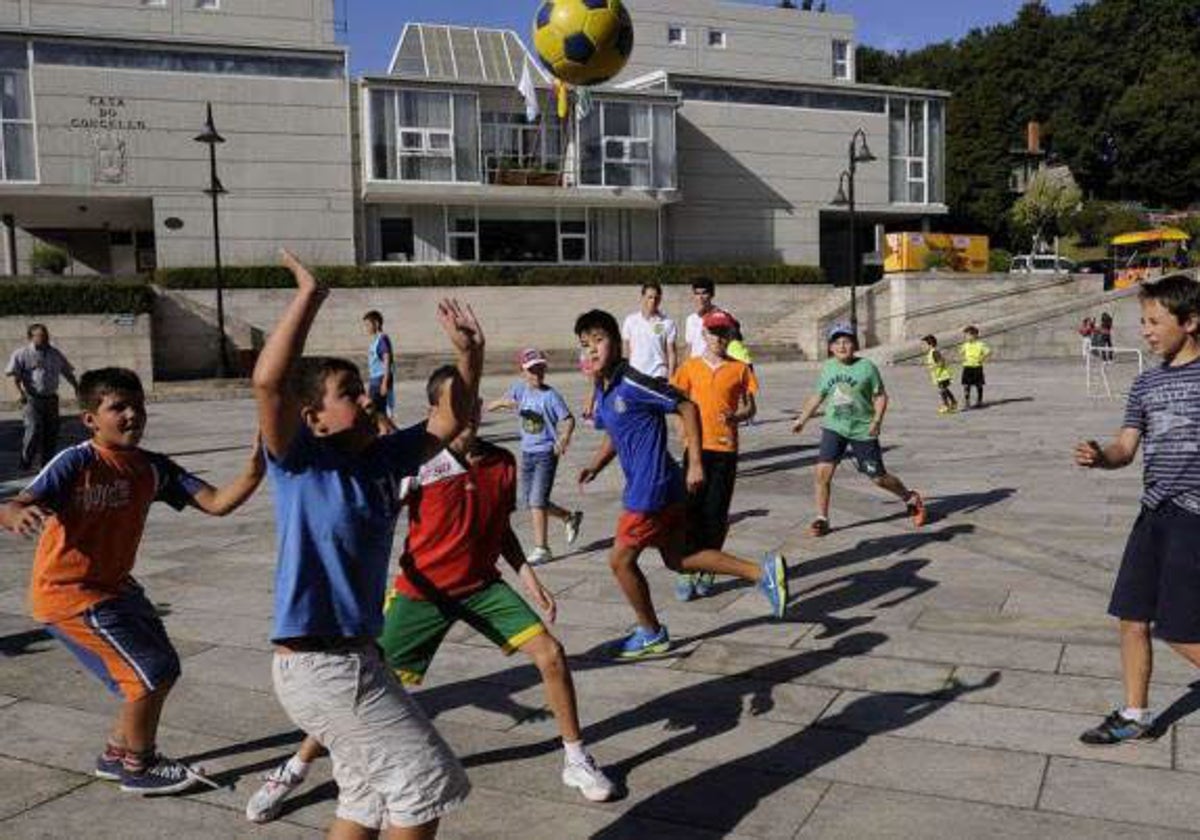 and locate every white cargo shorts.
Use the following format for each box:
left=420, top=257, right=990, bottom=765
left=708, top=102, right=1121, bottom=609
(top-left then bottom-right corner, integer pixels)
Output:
left=272, top=645, right=470, bottom=829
